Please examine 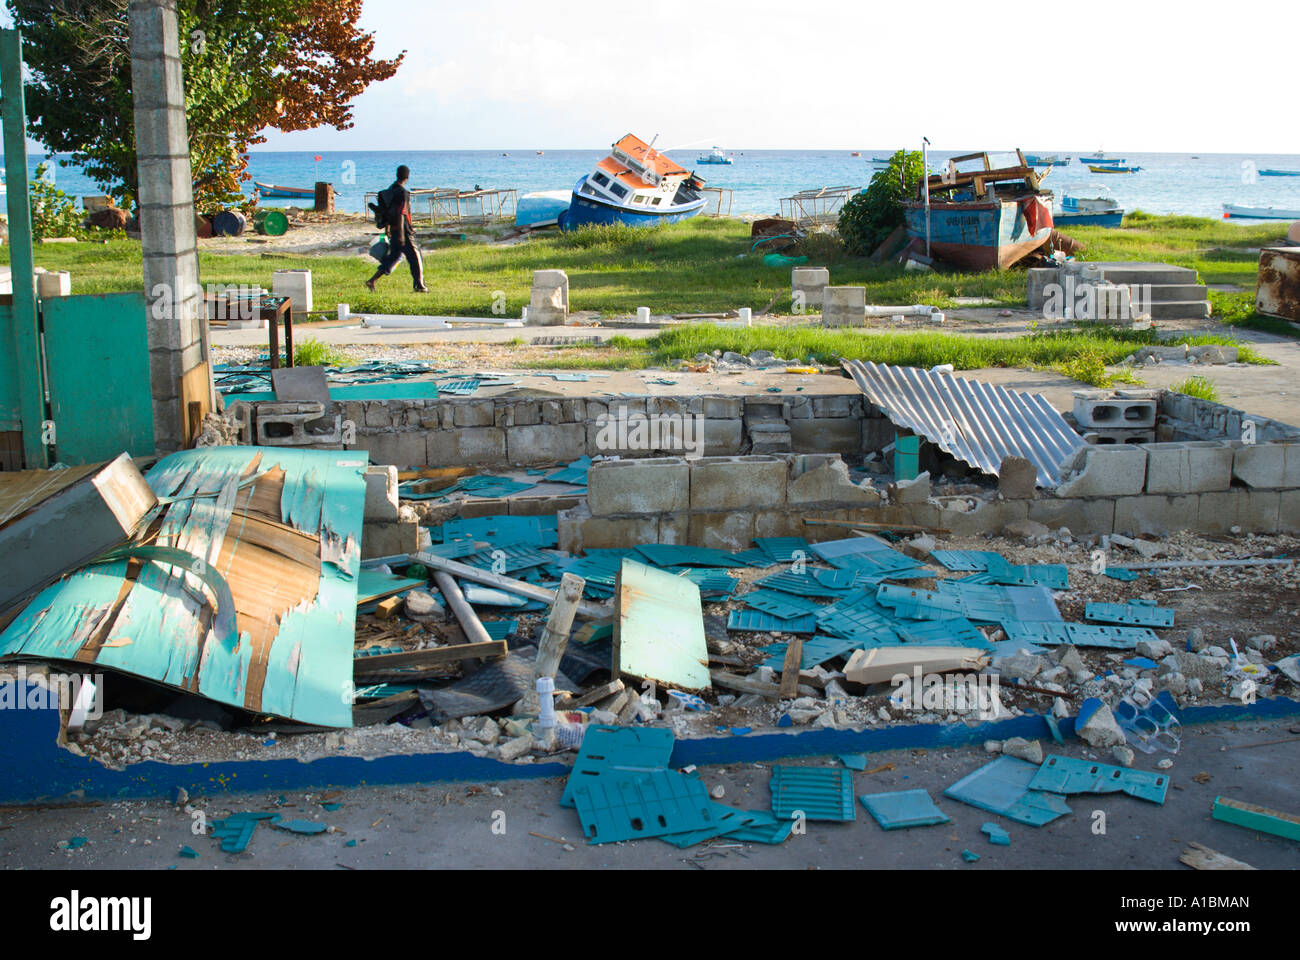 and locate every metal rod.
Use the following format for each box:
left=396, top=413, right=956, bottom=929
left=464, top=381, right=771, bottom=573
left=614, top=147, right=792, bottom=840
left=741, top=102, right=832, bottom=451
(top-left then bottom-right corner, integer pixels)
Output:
left=1097, top=558, right=1296, bottom=572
